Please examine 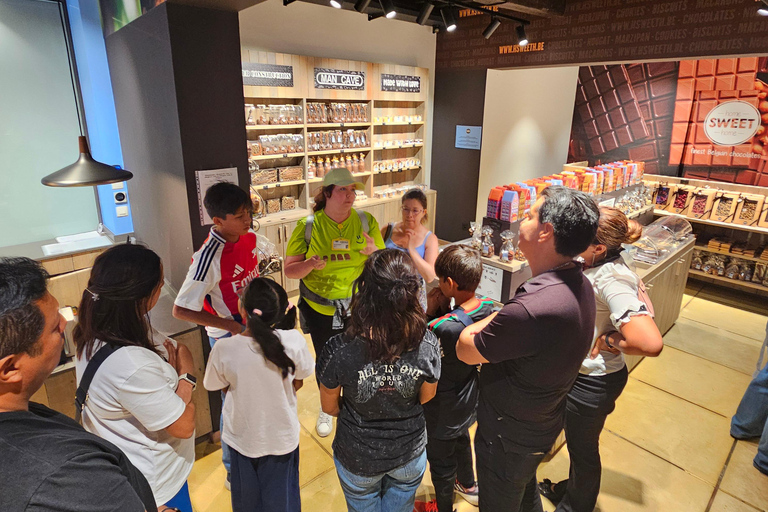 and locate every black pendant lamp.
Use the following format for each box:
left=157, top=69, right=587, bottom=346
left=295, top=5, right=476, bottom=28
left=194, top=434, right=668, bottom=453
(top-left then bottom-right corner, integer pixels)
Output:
left=41, top=3, right=133, bottom=188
